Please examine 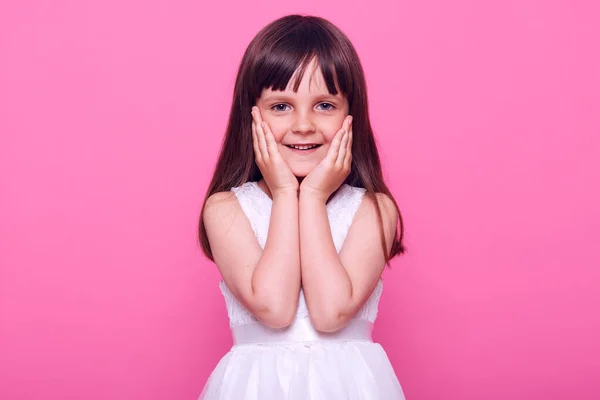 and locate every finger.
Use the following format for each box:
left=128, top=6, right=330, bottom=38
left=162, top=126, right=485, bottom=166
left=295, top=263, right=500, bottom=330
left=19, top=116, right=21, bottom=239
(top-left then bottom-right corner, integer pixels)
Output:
left=261, top=121, right=278, bottom=156
left=344, top=118, right=353, bottom=168
left=251, top=120, right=261, bottom=162
left=252, top=108, right=269, bottom=159
left=337, top=129, right=349, bottom=168
left=257, top=124, right=269, bottom=159
left=328, top=128, right=345, bottom=162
